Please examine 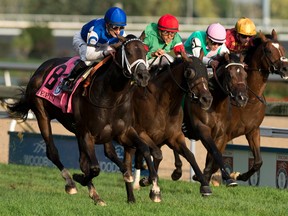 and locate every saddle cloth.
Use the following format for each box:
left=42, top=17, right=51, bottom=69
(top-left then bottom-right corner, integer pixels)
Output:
left=36, top=56, right=84, bottom=113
